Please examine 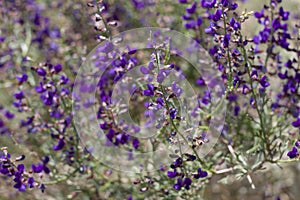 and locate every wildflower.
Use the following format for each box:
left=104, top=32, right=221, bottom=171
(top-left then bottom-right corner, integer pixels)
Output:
left=186, top=2, right=197, bottom=14
left=16, top=74, right=28, bottom=84
left=194, top=168, right=208, bottom=179
left=32, top=156, right=50, bottom=174
left=259, top=75, right=270, bottom=88
left=201, top=0, right=216, bottom=8
left=292, top=118, right=300, bottom=128
left=132, top=138, right=139, bottom=149
left=287, top=147, right=298, bottom=159
left=143, top=84, right=155, bottom=96
left=14, top=91, right=24, bottom=100
left=36, top=68, right=47, bottom=76
left=167, top=169, right=177, bottom=178
left=53, top=139, right=65, bottom=151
